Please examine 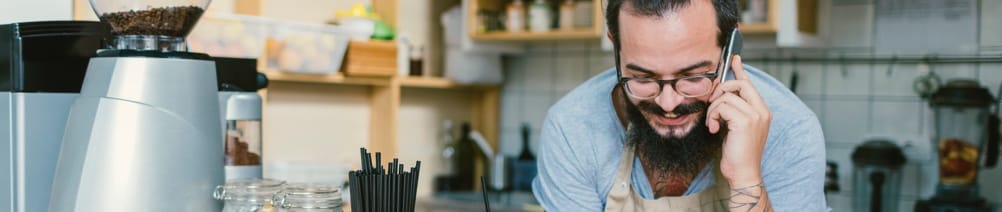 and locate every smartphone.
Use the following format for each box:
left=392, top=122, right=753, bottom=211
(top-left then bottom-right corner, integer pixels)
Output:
left=718, top=28, right=743, bottom=82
